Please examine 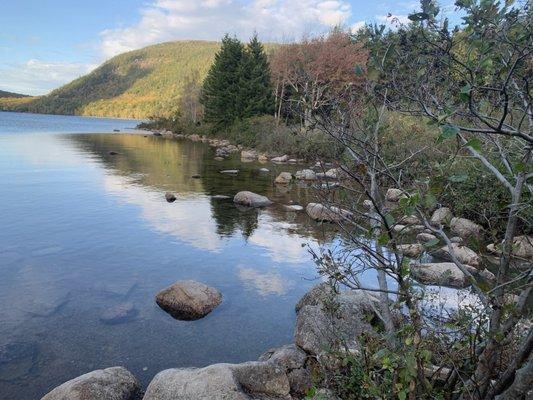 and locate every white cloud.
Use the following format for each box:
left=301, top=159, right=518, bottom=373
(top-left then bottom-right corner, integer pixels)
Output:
left=351, top=20, right=366, bottom=33
left=0, top=59, right=96, bottom=96
left=99, top=0, right=352, bottom=58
